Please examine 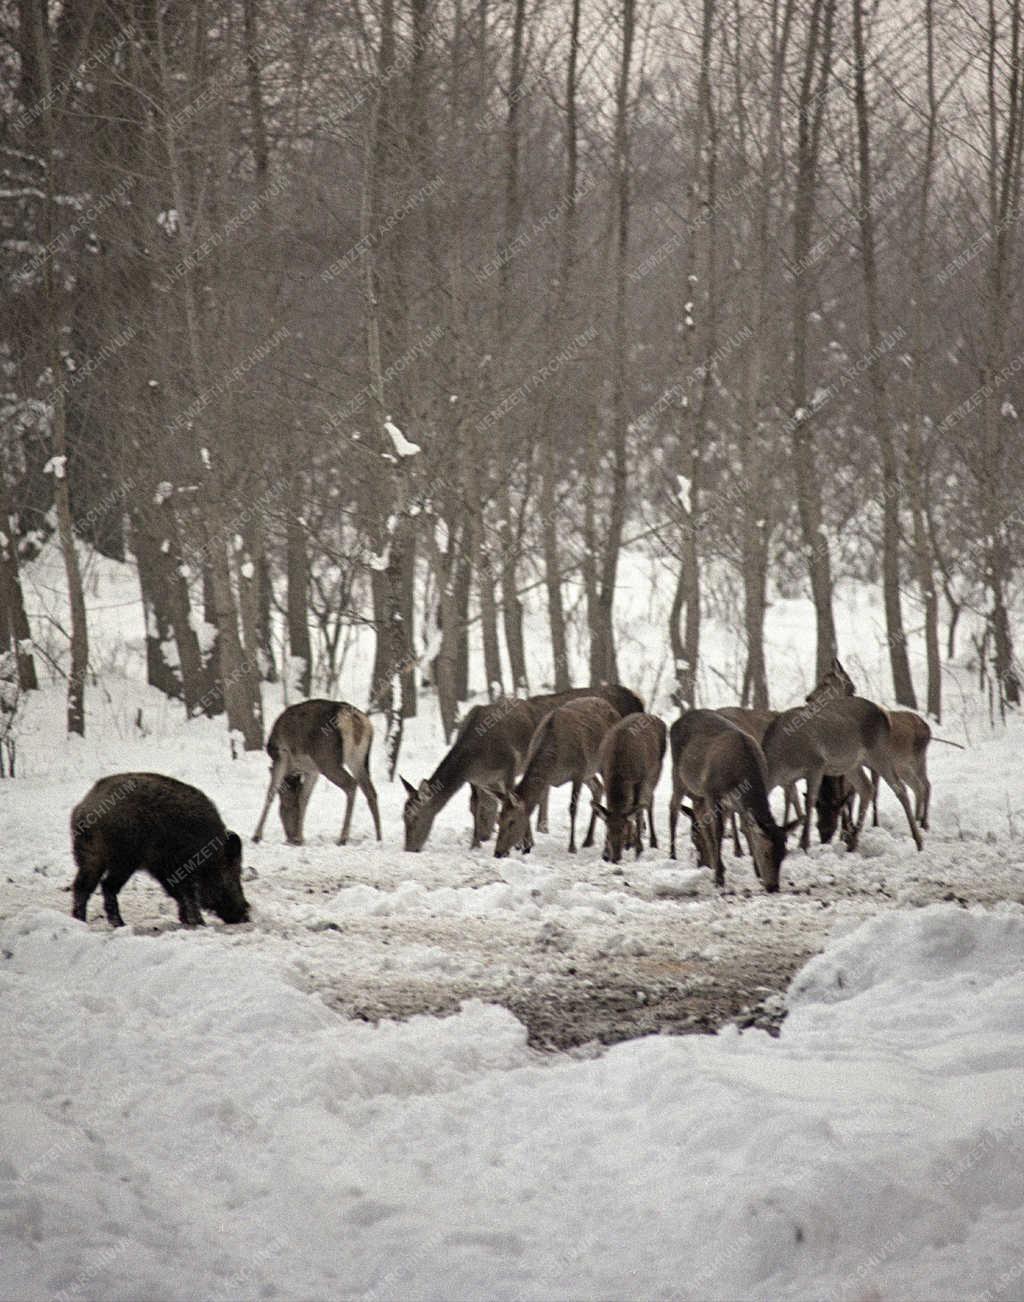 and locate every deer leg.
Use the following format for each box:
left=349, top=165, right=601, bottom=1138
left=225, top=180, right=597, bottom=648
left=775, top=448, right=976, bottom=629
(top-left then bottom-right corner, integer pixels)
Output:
left=669, top=785, right=680, bottom=860
left=253, top=755, right=288, bottom=842
left=841, top=767, right=873, bottom=851
left=469, top=786, right=482, bottom=848
left=537, top=788, right=550, bottom=835
left=647, top=791, right=658, bottom=850
left=875, top=762, right=923, bottom=850
left=633, top=808, right=645, bottom=859
left=568, top=780, right=581, bottom=853
left=357, top=766, right=383, bottom=842
left=582, top=776, right=602, bottom=848
left=920, top=774, right=931, bottom=830
left=292, top=771, right=319, bottom=844
left=711, top=804, right=726, bottom=888
left=871, top=770, right=881, bottom=827
left=802, top=771, right=822, bottom=852
left=783, top=783, right=805, bottom=824
left=337, top=772, right=358, bottom=845
left=731, top=813, right=743, bottom=857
